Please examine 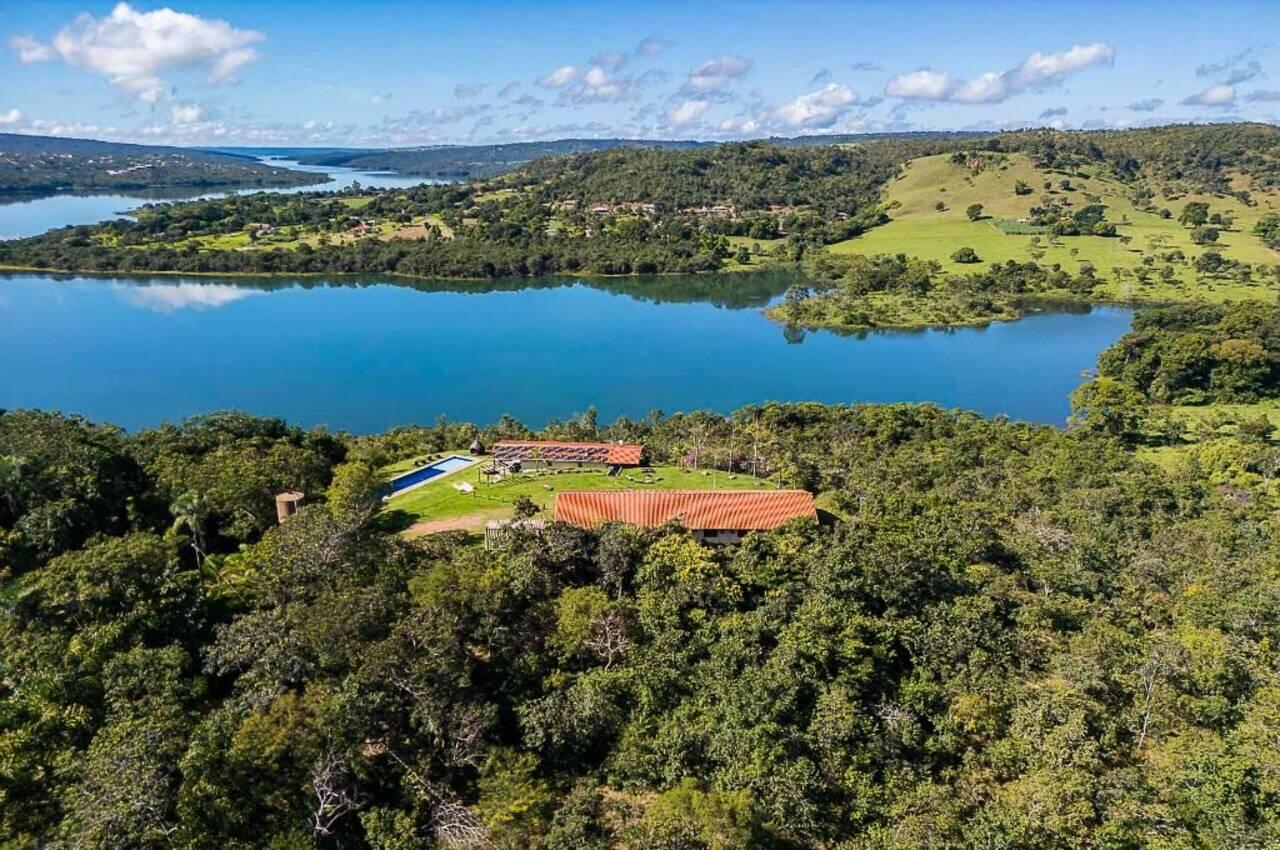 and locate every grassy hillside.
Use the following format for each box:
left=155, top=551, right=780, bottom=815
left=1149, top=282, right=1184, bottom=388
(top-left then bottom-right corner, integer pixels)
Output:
left=830, top=150, right=1280, bottom=304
